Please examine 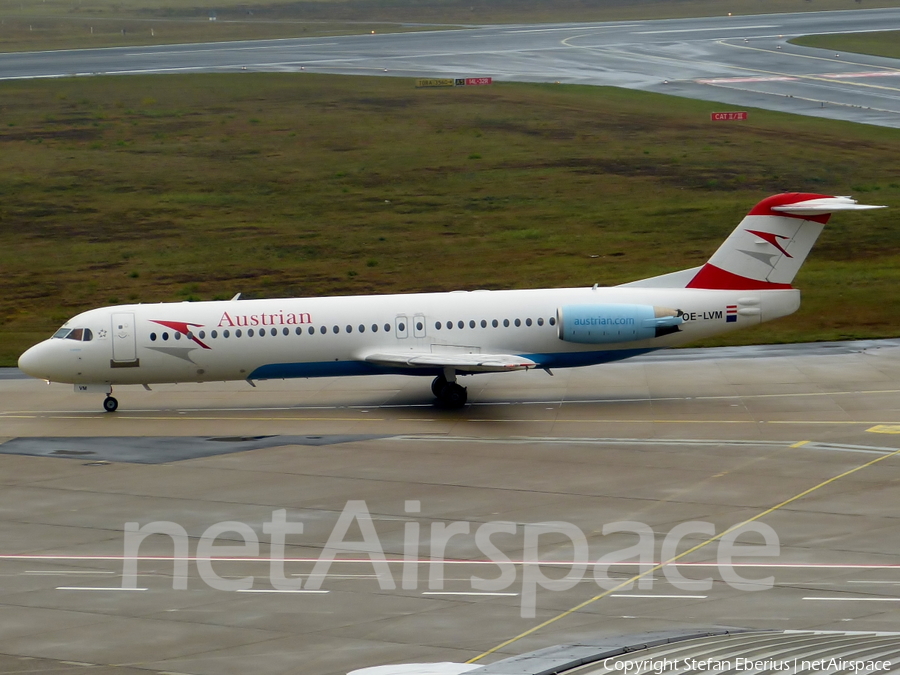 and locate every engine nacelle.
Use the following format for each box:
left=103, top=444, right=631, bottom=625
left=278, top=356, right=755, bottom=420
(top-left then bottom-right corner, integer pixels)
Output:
left=557, top=304, right=683, bottom=344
